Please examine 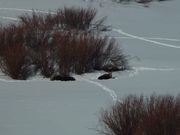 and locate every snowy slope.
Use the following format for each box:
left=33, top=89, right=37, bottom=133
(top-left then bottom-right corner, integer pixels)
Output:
left=0, top=0, right=180, bottom=135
